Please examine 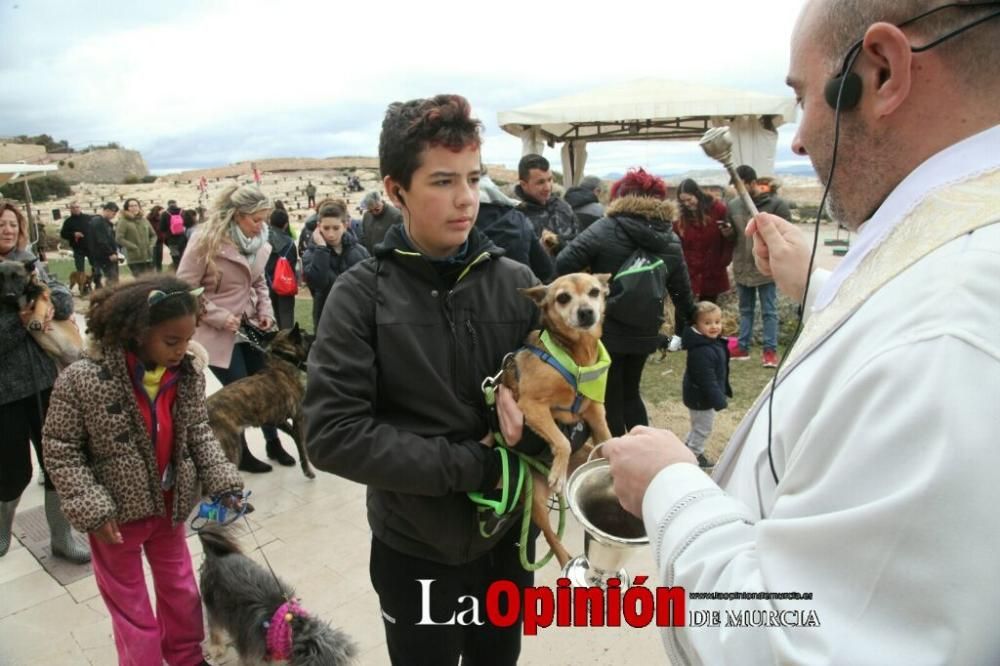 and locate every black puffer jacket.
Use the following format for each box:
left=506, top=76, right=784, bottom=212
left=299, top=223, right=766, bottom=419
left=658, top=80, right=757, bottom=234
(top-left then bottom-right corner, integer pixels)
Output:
left=475, top=201, right=554, bottom=282
left=564, top=186, right=605, bottom=231
left=681, top=327, right=732, bottom=411
left=302, top=231, right=369, bottom=326
left=86, top=215, right=118, bottom=262
left=556, top=195, right=696, bottom=355
left=59, top=213, right=90, bottom=251
left=304, top=226, right=539, bottom=565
